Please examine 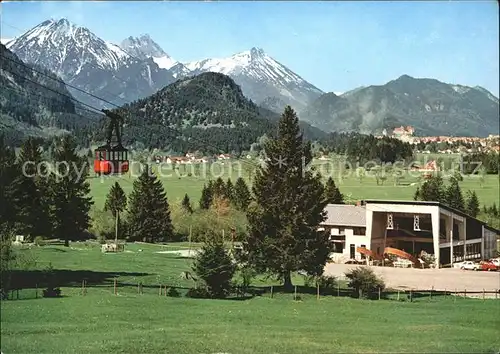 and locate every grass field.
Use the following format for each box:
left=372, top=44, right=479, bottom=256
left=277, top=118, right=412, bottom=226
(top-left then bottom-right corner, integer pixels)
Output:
left=88, top=158, right=500, bottom=210
left=1, top=243, right=500, bottom=353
